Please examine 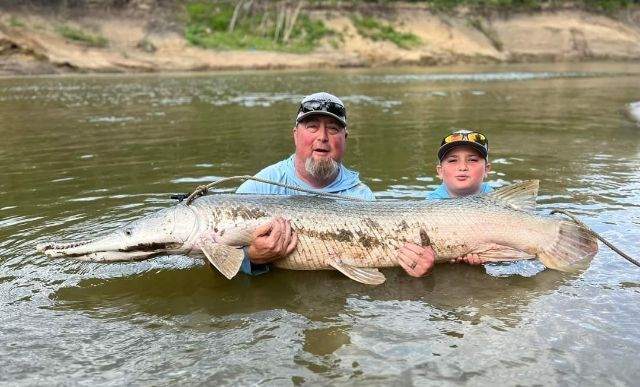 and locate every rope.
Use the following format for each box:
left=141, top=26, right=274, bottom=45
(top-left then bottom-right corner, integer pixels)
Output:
left=551, top=209, right=640, bottom=268
left=183, top=175, right=366, bottom=205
